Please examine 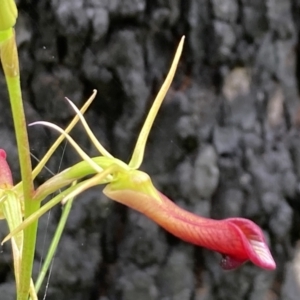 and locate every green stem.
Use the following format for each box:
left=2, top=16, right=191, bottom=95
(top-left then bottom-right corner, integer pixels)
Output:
left=34, top=187, right=75, bottom=294
left=6, top=76, right=34, bottom=195
left=33, top=156, right=120, bottom=202
left=4, top=38, right=38, bottom=299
